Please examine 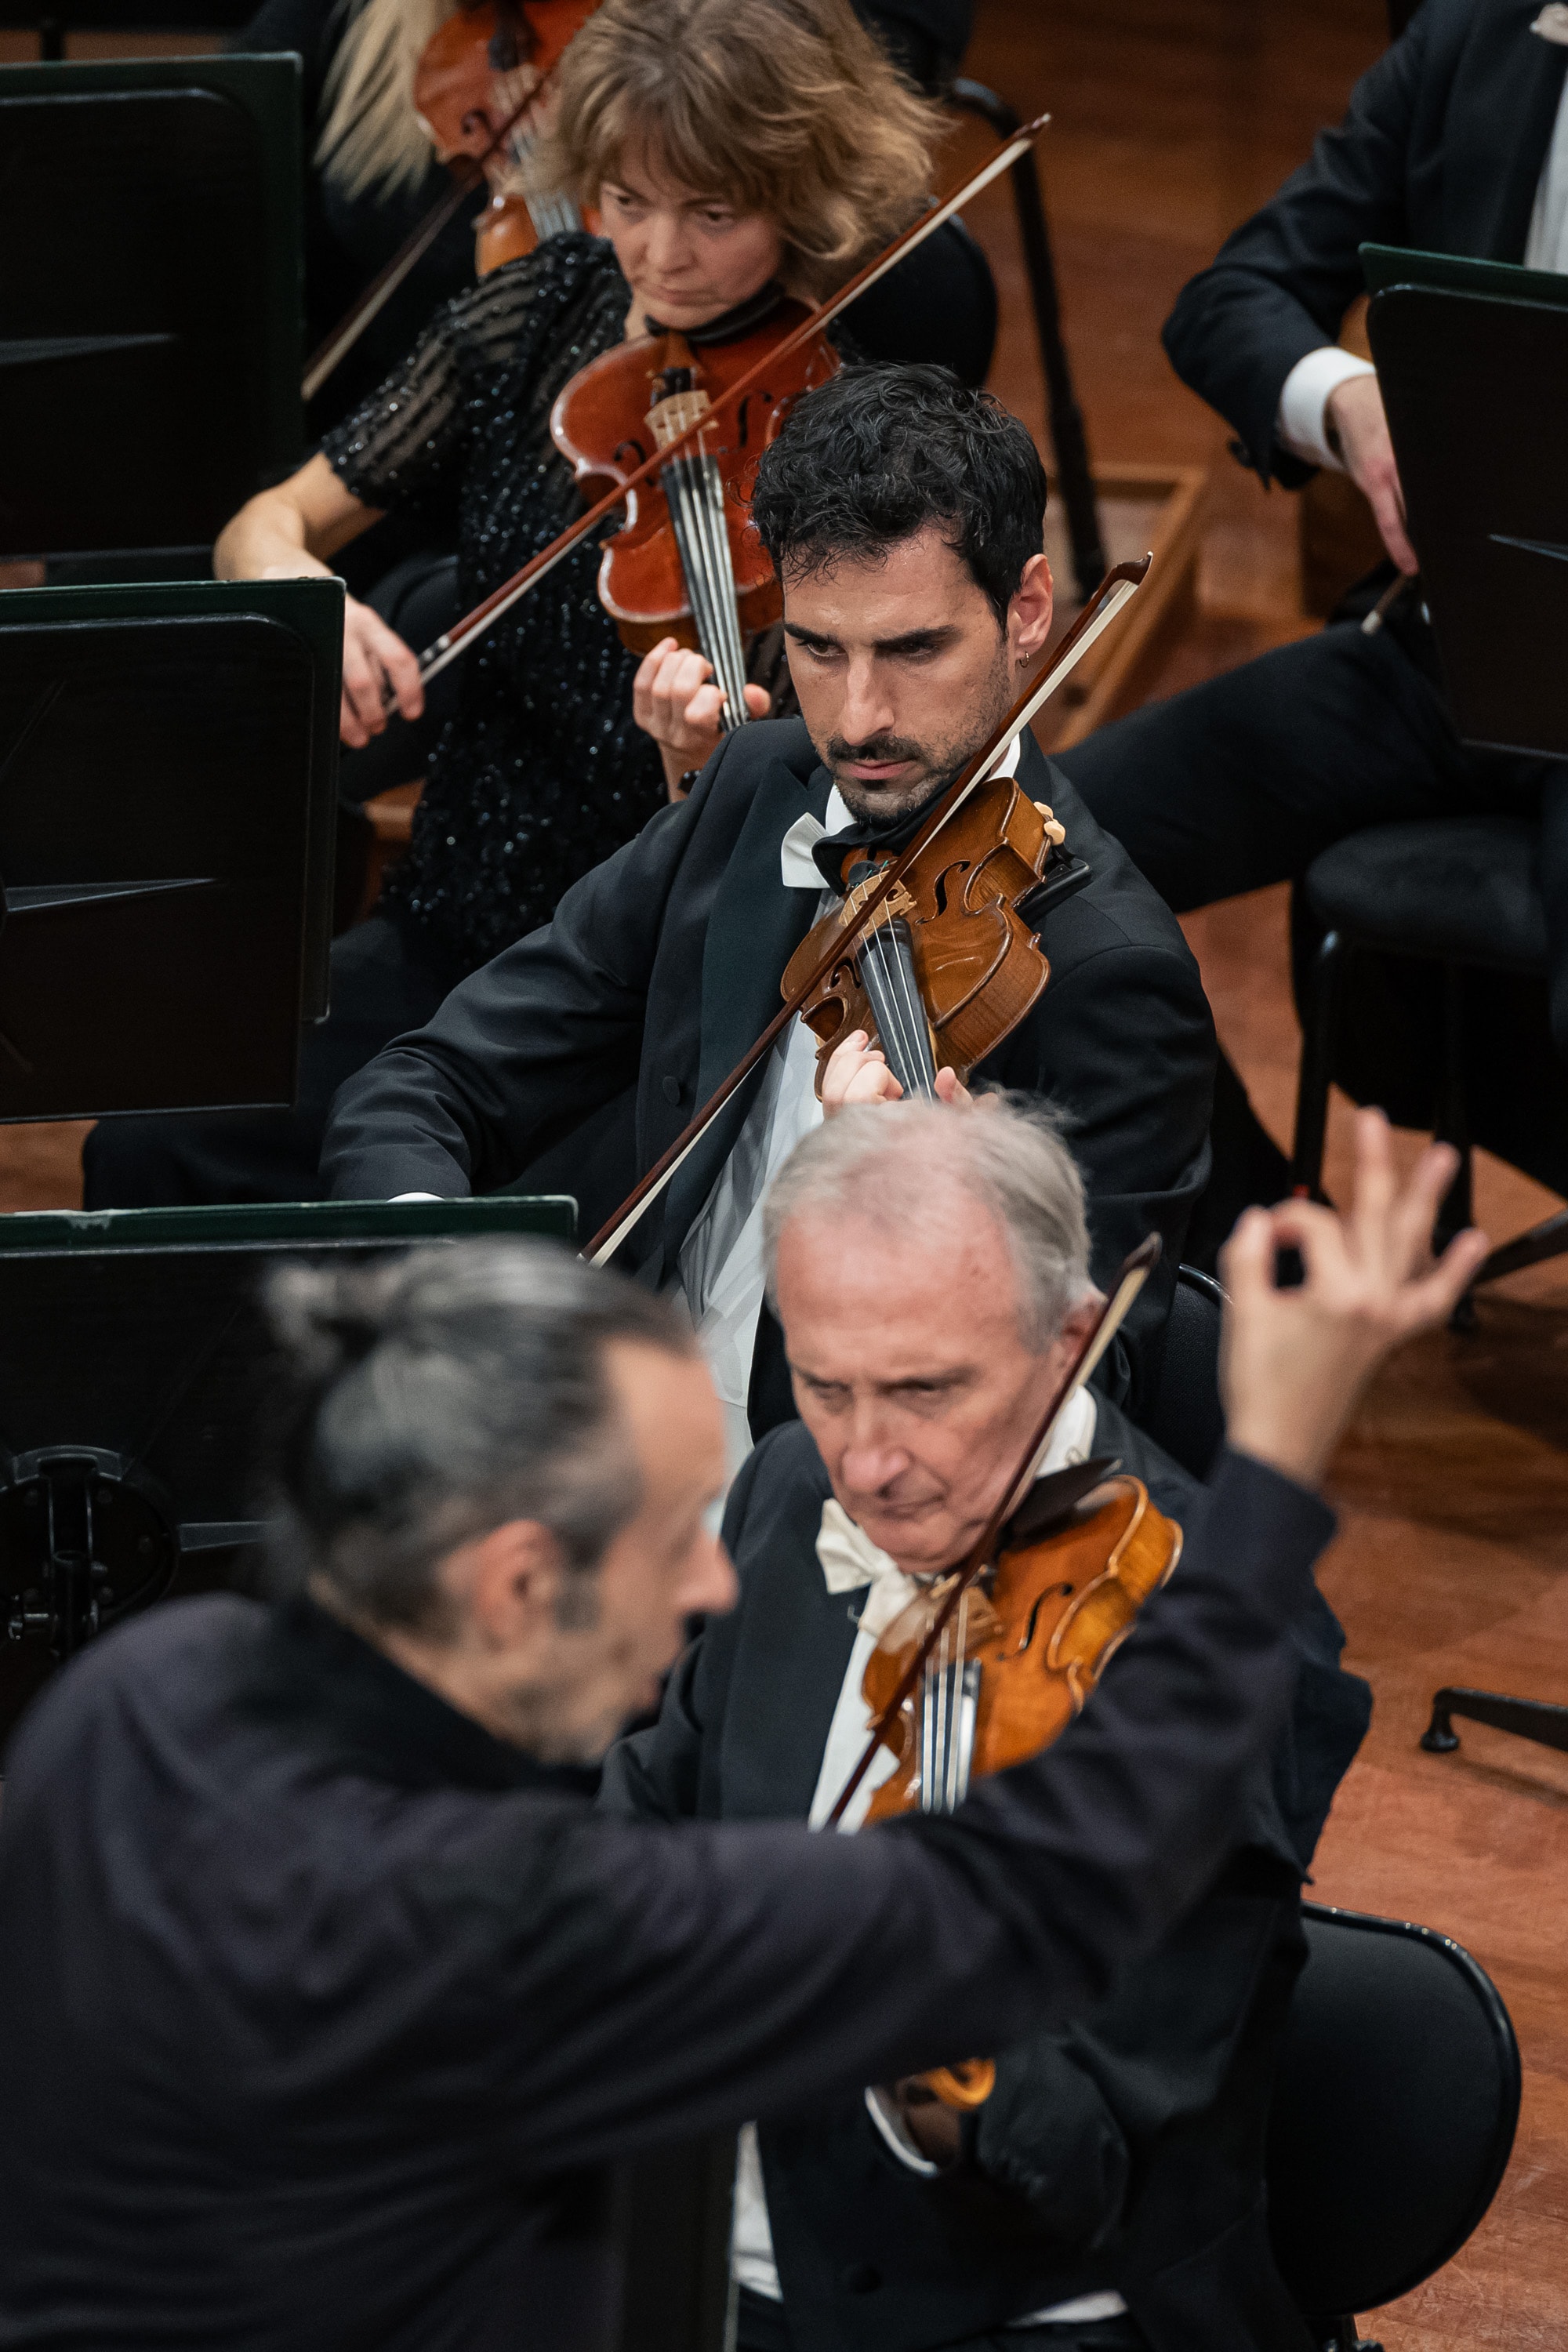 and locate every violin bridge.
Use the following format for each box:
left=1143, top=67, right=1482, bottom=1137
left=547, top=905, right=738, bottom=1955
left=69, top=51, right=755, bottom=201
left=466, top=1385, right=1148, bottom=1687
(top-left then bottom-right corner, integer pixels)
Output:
left=647, top=387, right=713, bottom=448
